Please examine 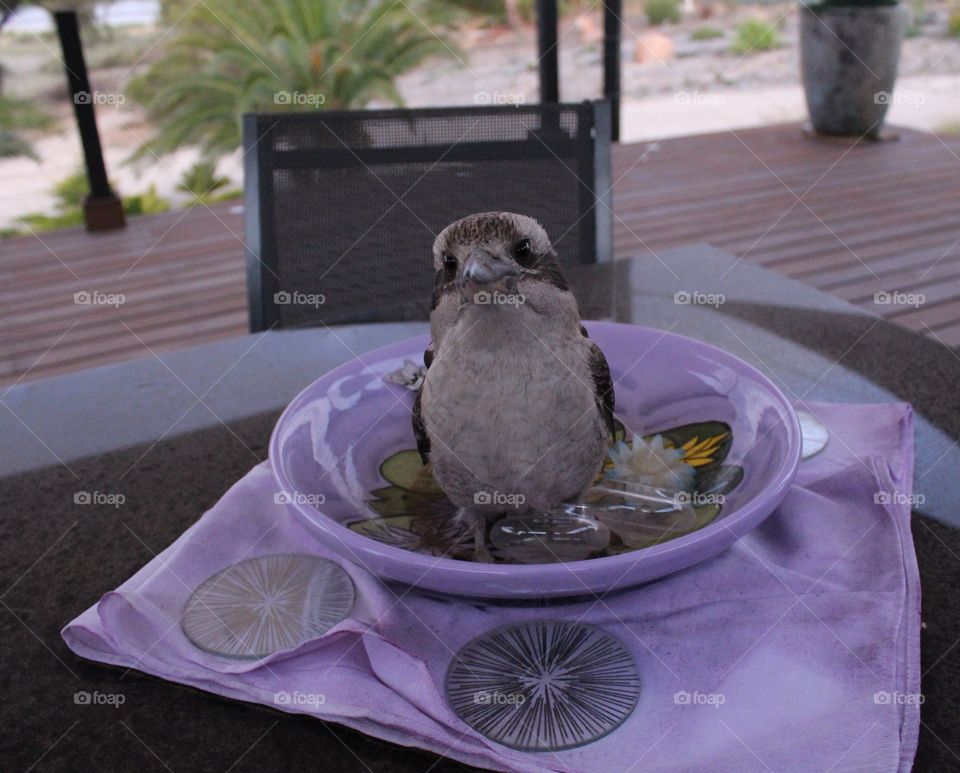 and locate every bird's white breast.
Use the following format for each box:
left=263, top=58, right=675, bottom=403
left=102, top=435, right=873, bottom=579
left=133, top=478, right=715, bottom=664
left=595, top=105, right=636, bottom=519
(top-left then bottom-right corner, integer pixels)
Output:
left=422, top=300, right=607, bottom=511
